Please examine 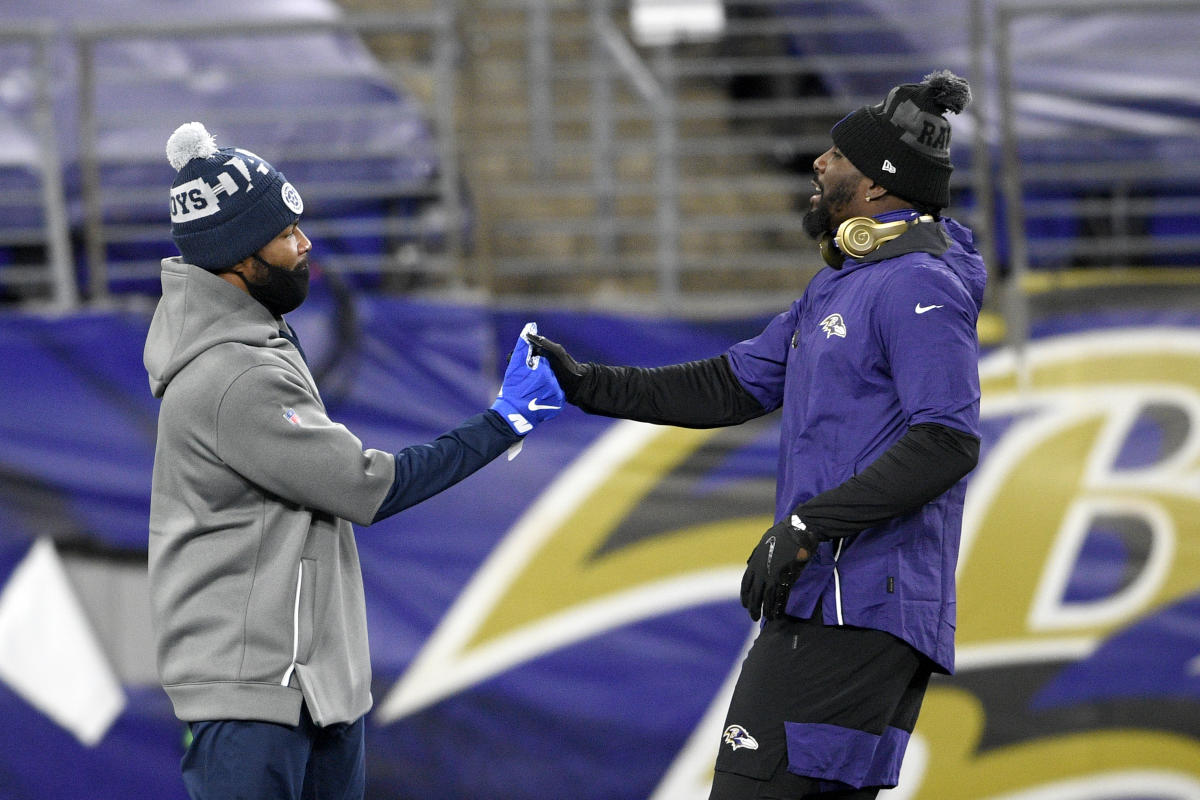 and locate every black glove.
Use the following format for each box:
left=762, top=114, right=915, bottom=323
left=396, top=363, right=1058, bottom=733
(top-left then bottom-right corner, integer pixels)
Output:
left=740, top=514, right=821, bottom=622
left=525, top=332, right=589, bottom=399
